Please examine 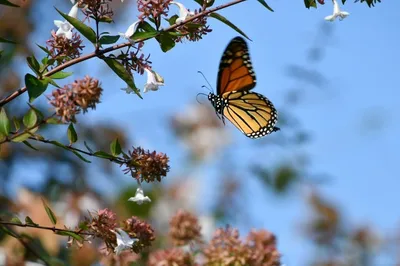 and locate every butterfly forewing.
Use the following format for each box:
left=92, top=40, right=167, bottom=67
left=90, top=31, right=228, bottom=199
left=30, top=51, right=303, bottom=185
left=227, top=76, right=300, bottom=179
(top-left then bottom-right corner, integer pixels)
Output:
left=217, top=37, right=256, bottom=95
